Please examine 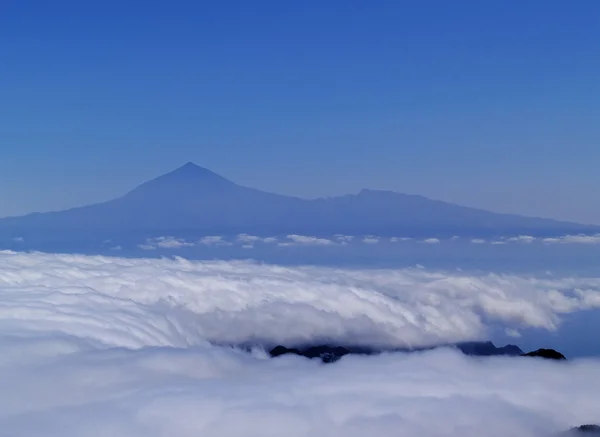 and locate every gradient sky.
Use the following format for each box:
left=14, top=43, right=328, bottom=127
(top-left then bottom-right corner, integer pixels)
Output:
left=1, top=1, right=599, bottom=223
